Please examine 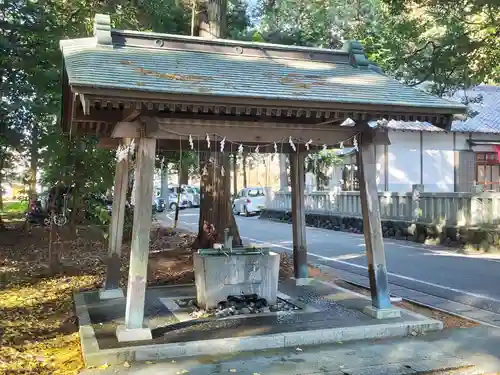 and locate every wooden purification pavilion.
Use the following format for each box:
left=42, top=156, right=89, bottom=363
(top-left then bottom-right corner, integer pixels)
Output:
left=60, top=14, right=465, bottom=340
